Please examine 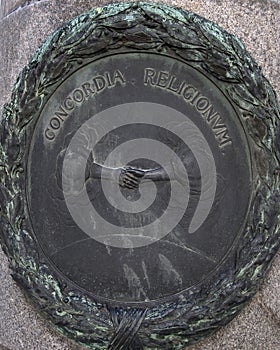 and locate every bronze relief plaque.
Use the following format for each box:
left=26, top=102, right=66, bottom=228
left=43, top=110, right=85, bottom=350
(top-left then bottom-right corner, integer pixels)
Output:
left=0, top=2, right=279, bottom=349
